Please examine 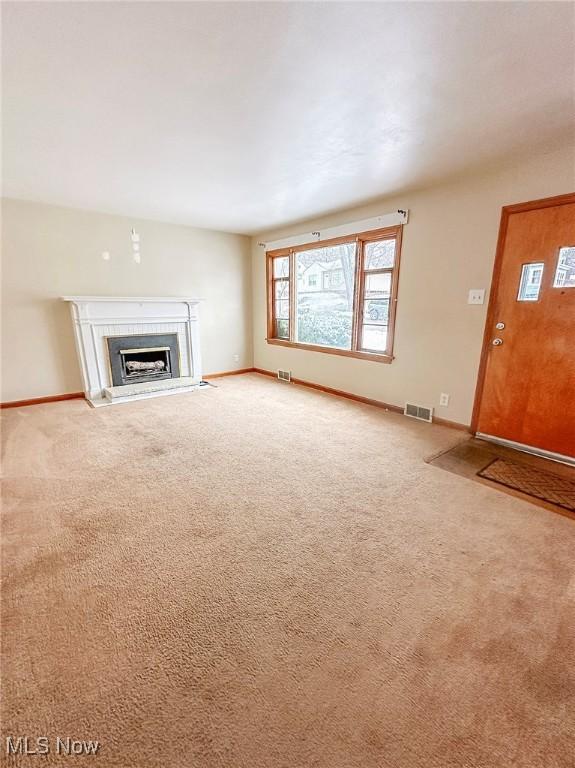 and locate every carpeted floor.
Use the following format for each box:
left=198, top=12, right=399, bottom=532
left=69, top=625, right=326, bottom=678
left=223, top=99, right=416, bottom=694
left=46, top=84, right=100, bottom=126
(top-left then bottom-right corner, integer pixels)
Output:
left=1, top=373, right=574, bottom=767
